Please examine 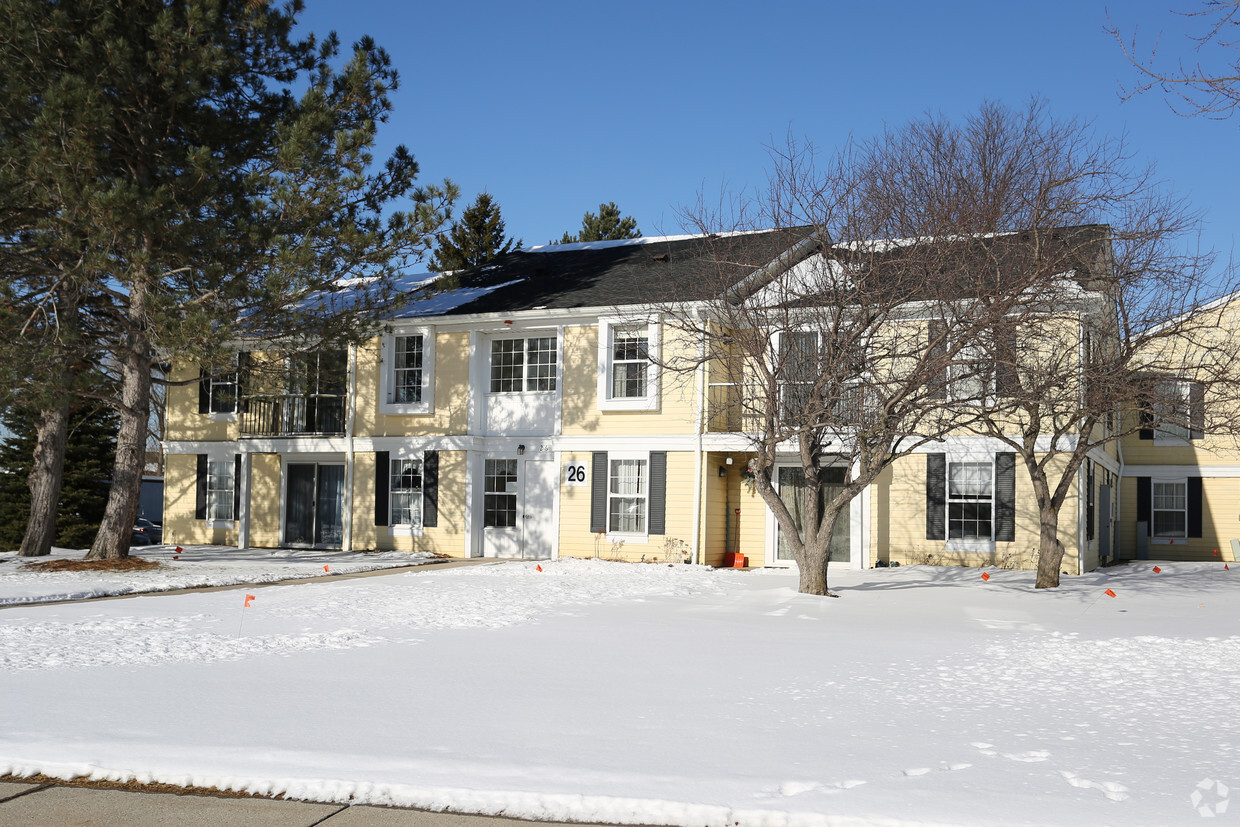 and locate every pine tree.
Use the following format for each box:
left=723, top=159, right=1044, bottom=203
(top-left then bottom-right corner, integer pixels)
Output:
left=0, top=402, right=116, bottom=551
left=555, top=202, right=642, bottom=244
left=0, top=0, right=456, bottom=559
left=430, top=193, right=522, bottom=272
